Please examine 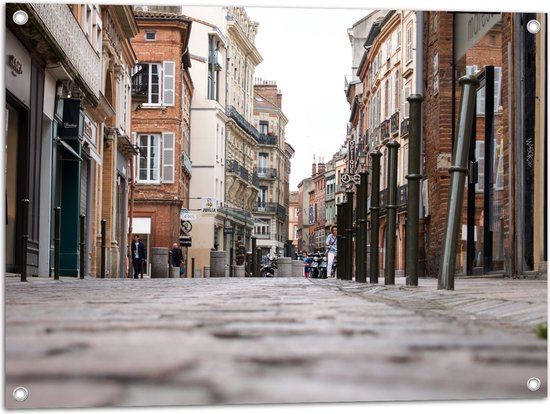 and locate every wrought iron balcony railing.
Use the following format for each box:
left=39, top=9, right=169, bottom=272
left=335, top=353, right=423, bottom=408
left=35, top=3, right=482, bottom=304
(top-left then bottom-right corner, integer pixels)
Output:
left=398, top=184, right=408, bottom=207
left=226, top=105, right=260, bottom=141
left=390, top=112, right=400, bottom=135
left=258, top=133, right=278, bottom=146
left=255, top=167, right=277, bottom=179
left=401, top=117, right=410, bottom=137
